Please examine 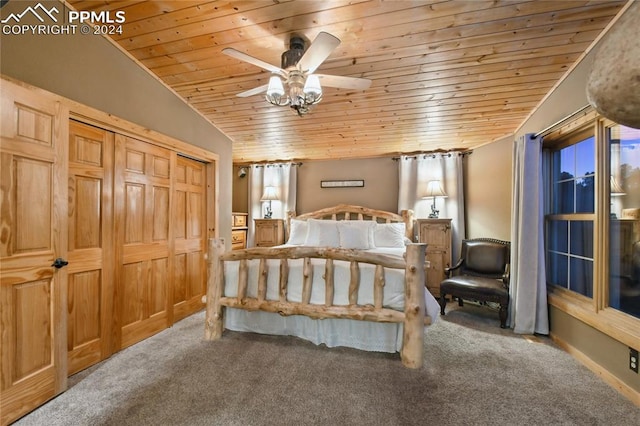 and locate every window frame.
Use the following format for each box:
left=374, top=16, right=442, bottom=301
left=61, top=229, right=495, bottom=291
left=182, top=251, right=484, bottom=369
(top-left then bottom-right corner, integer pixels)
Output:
left=544, top=112, right=639, bottom=349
